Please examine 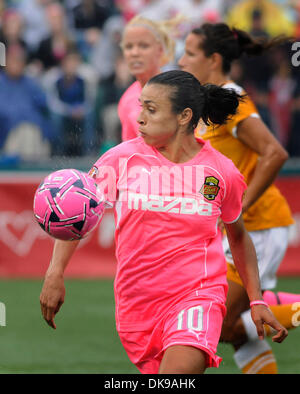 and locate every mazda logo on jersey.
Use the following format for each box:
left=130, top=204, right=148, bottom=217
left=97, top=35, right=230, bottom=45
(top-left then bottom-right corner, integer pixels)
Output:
left=127, top=192, right=212, bottom=215
left=200, top=176, right=220, bottom=201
